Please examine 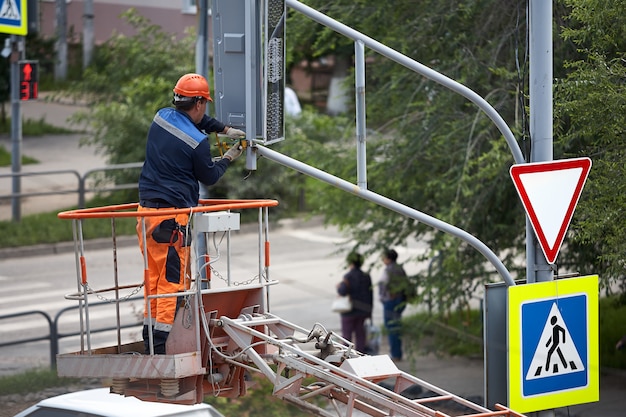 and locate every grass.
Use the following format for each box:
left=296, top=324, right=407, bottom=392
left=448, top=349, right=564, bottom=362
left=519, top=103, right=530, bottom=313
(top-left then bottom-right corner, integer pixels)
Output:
left=402, top=308, right=484, bottom=358
left=0, top=144, right=38, bottom=165
left=0, top=193, right=138, bottom=248
left=0, top=116, right=76, bottom=137
left=598, top=295, right=626, bottom=369
left=0, top=208, right=137, bottom=248
left=401, top=297, right=626, bottom=370
left=0, top=368, right=81, bottom=396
